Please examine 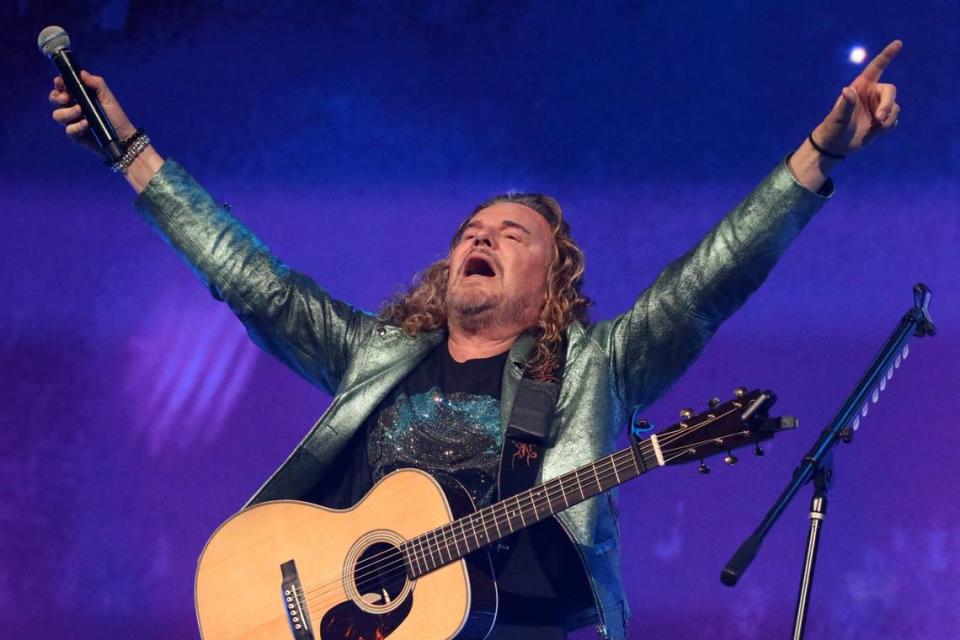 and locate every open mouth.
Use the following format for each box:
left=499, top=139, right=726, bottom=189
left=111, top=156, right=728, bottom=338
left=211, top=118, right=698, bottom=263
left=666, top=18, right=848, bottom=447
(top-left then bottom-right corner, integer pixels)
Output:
left=463, top=255, right=497, bottom=278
